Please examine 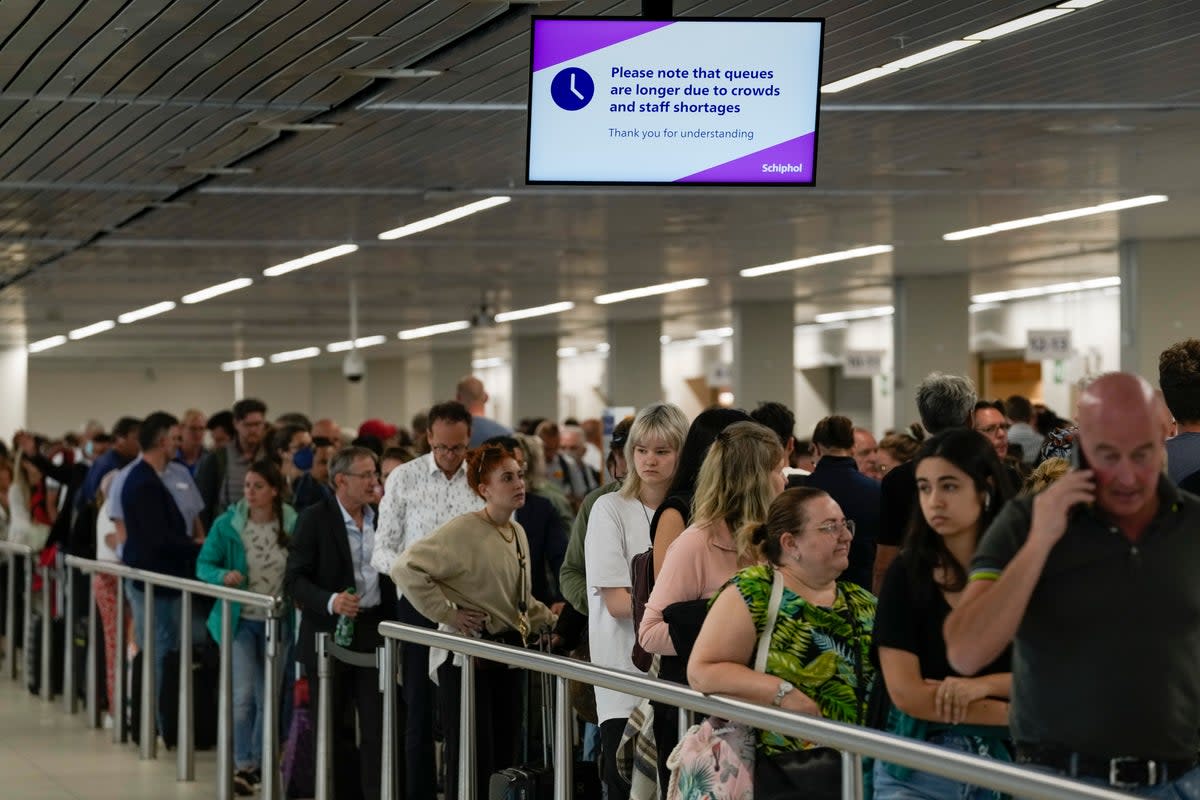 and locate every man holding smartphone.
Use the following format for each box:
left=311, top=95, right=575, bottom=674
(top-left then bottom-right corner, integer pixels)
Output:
left=945, top=372, right=1200, bottom=796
